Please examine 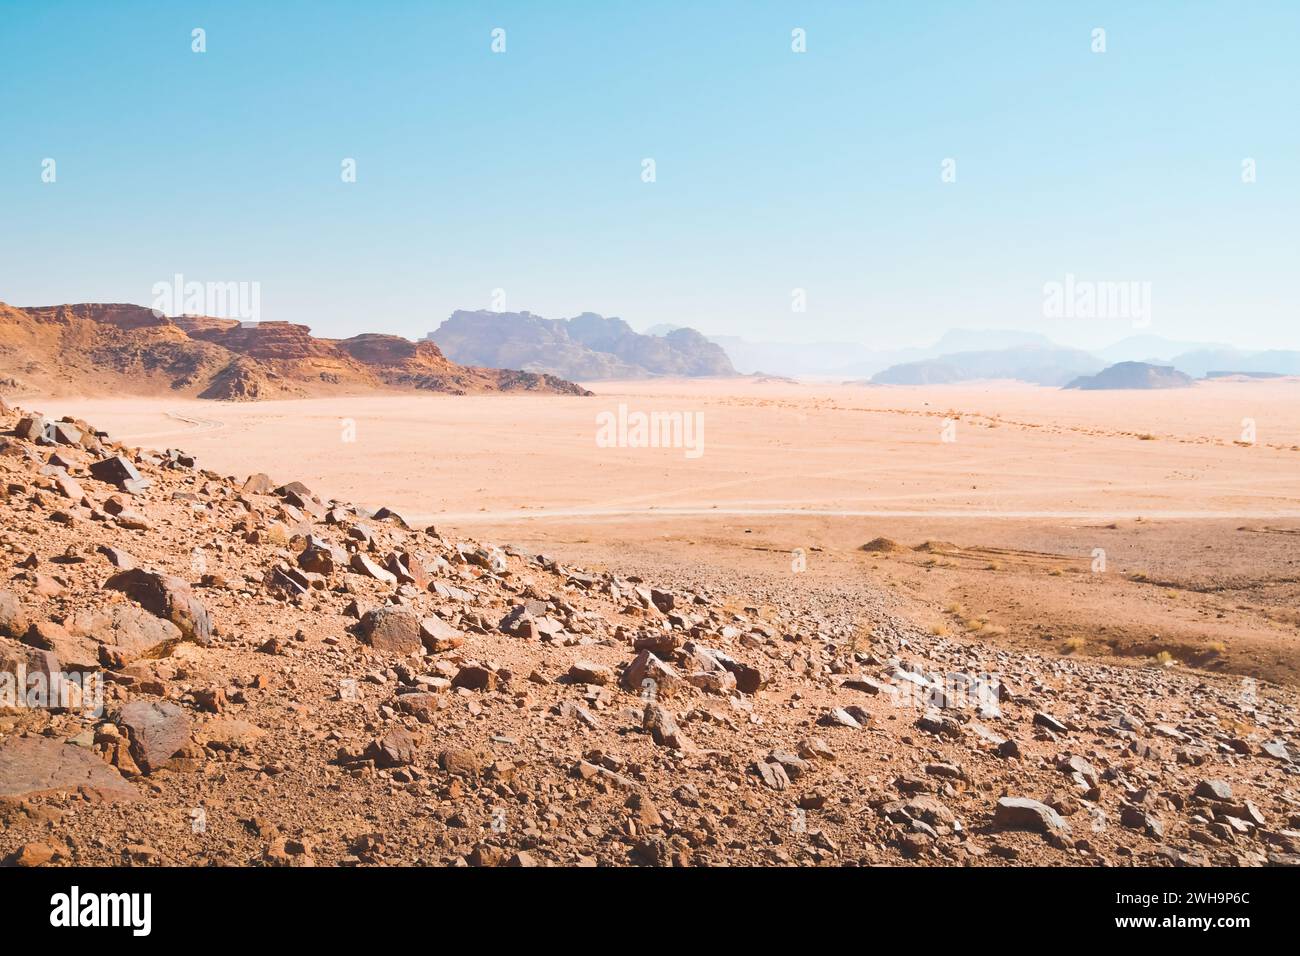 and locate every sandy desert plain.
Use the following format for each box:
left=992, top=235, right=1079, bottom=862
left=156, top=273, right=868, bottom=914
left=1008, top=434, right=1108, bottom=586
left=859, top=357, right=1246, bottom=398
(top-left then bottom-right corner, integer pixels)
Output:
left=50, top=376, right=1300, bottom=688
